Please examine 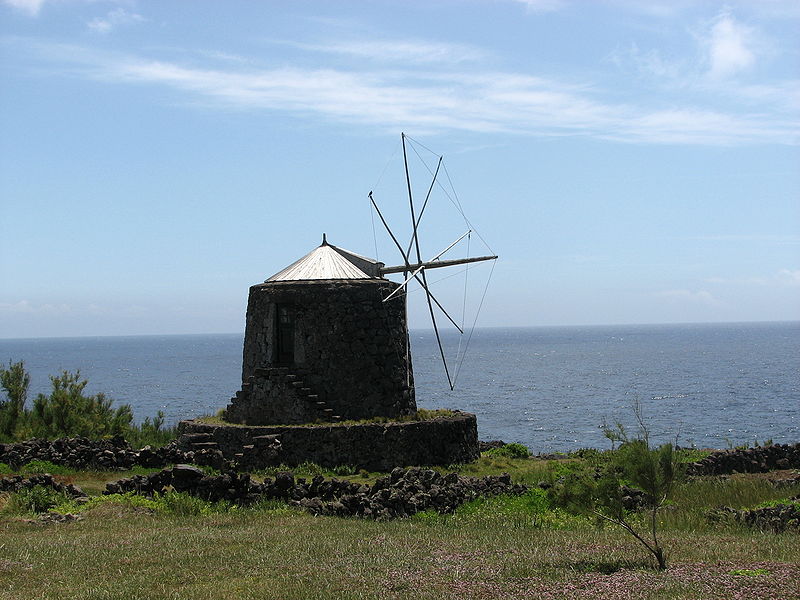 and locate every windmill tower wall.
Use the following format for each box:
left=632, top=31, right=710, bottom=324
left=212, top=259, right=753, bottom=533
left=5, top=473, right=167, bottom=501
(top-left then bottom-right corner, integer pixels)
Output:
left=225, top=278, right=416, bottom=425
